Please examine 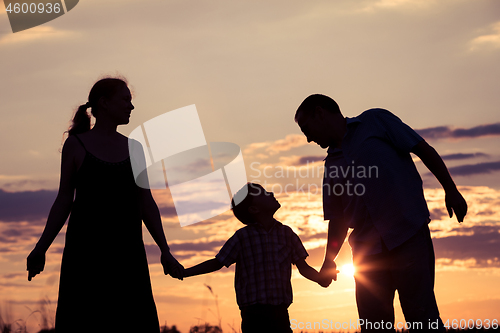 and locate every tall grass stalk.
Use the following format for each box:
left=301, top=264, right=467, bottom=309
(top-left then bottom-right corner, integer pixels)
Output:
left=0, top=298, right=55, bottom=333
left=204, top=284, right=221, bottom=330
